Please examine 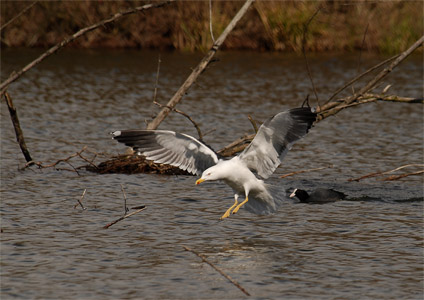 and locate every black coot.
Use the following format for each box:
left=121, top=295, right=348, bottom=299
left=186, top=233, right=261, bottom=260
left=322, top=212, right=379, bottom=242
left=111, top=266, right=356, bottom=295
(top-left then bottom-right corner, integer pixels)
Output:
left=290, top=188, right=346, bottom=203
